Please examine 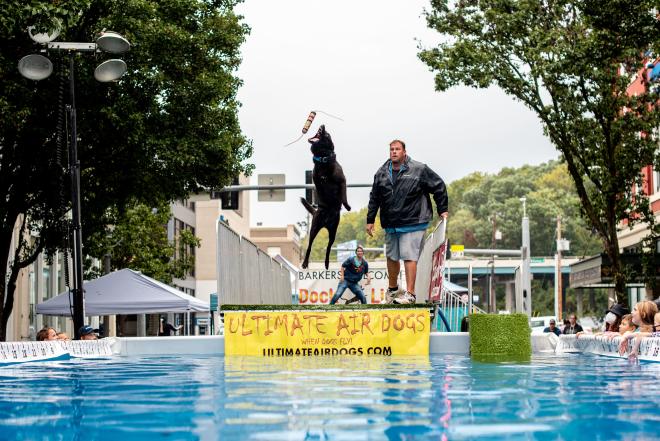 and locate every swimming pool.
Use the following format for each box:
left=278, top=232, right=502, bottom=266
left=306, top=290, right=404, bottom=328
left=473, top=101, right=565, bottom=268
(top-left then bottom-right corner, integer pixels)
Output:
left=1, top=353, right=658, bottom=440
